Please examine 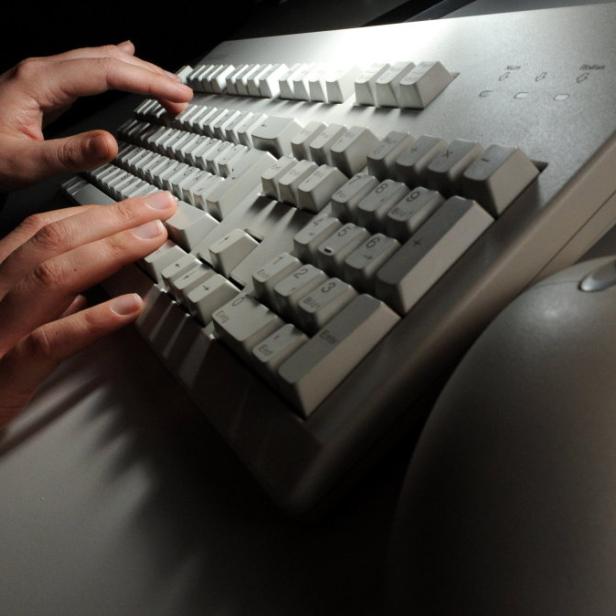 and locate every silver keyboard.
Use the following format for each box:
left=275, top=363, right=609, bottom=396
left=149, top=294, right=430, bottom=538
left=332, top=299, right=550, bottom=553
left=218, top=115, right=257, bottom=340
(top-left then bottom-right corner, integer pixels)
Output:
left=63, top=3, right=616, bottom=514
